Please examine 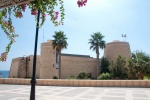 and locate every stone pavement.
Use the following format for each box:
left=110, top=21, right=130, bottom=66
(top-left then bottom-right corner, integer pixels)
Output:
left=0, top=84, right=150, bottom=100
